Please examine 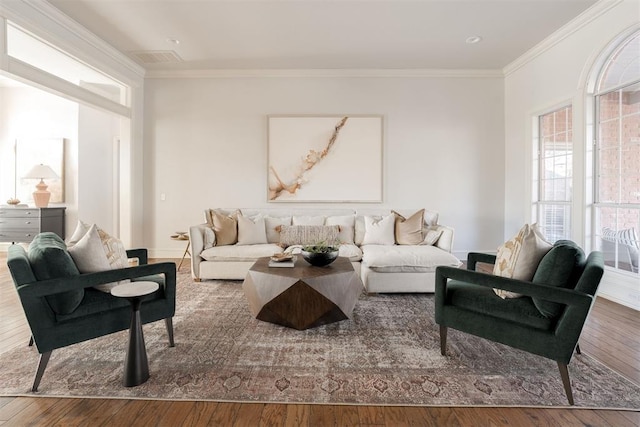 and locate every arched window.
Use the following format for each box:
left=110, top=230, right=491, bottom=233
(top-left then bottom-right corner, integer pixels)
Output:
left=593, top=30, right=640, bottom=275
